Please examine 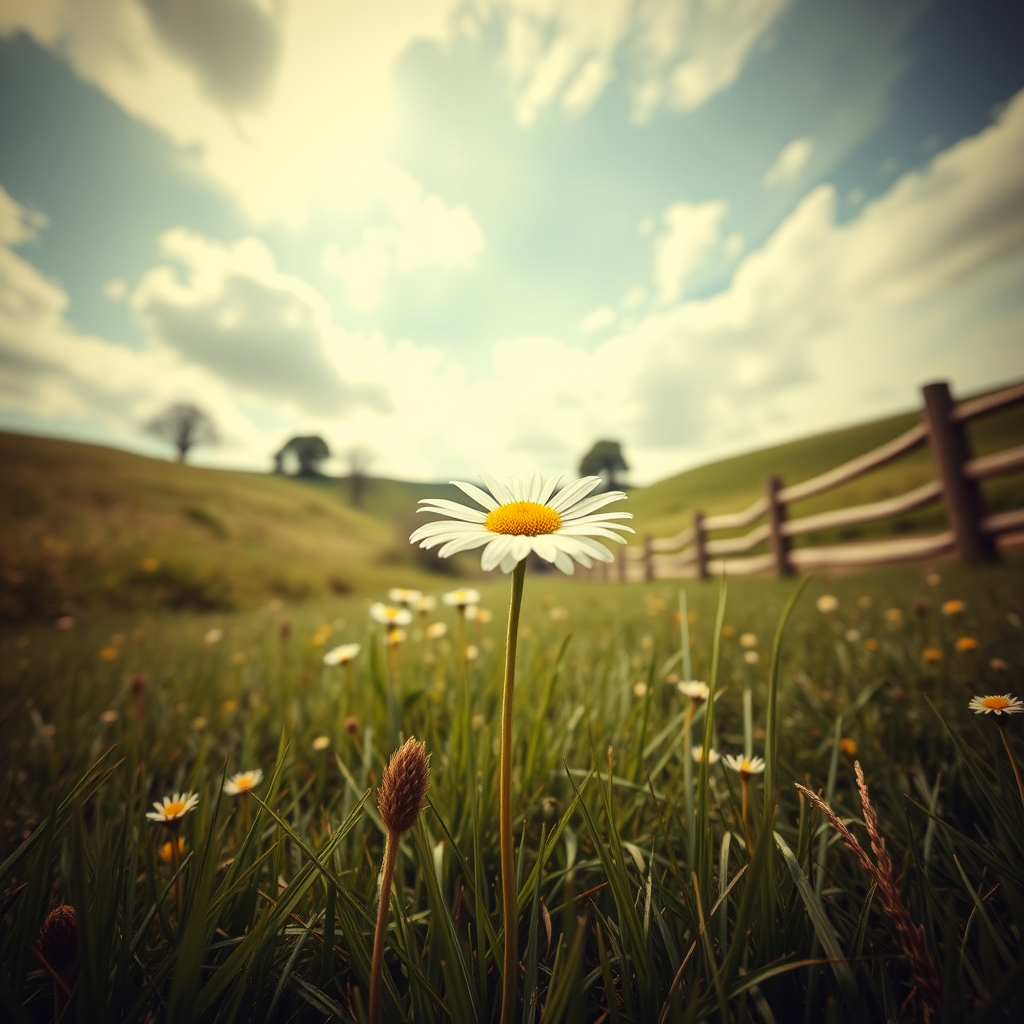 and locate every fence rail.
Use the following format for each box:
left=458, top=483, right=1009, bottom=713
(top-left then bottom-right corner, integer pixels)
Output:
left=614, top=379, right=1024, bottom=582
